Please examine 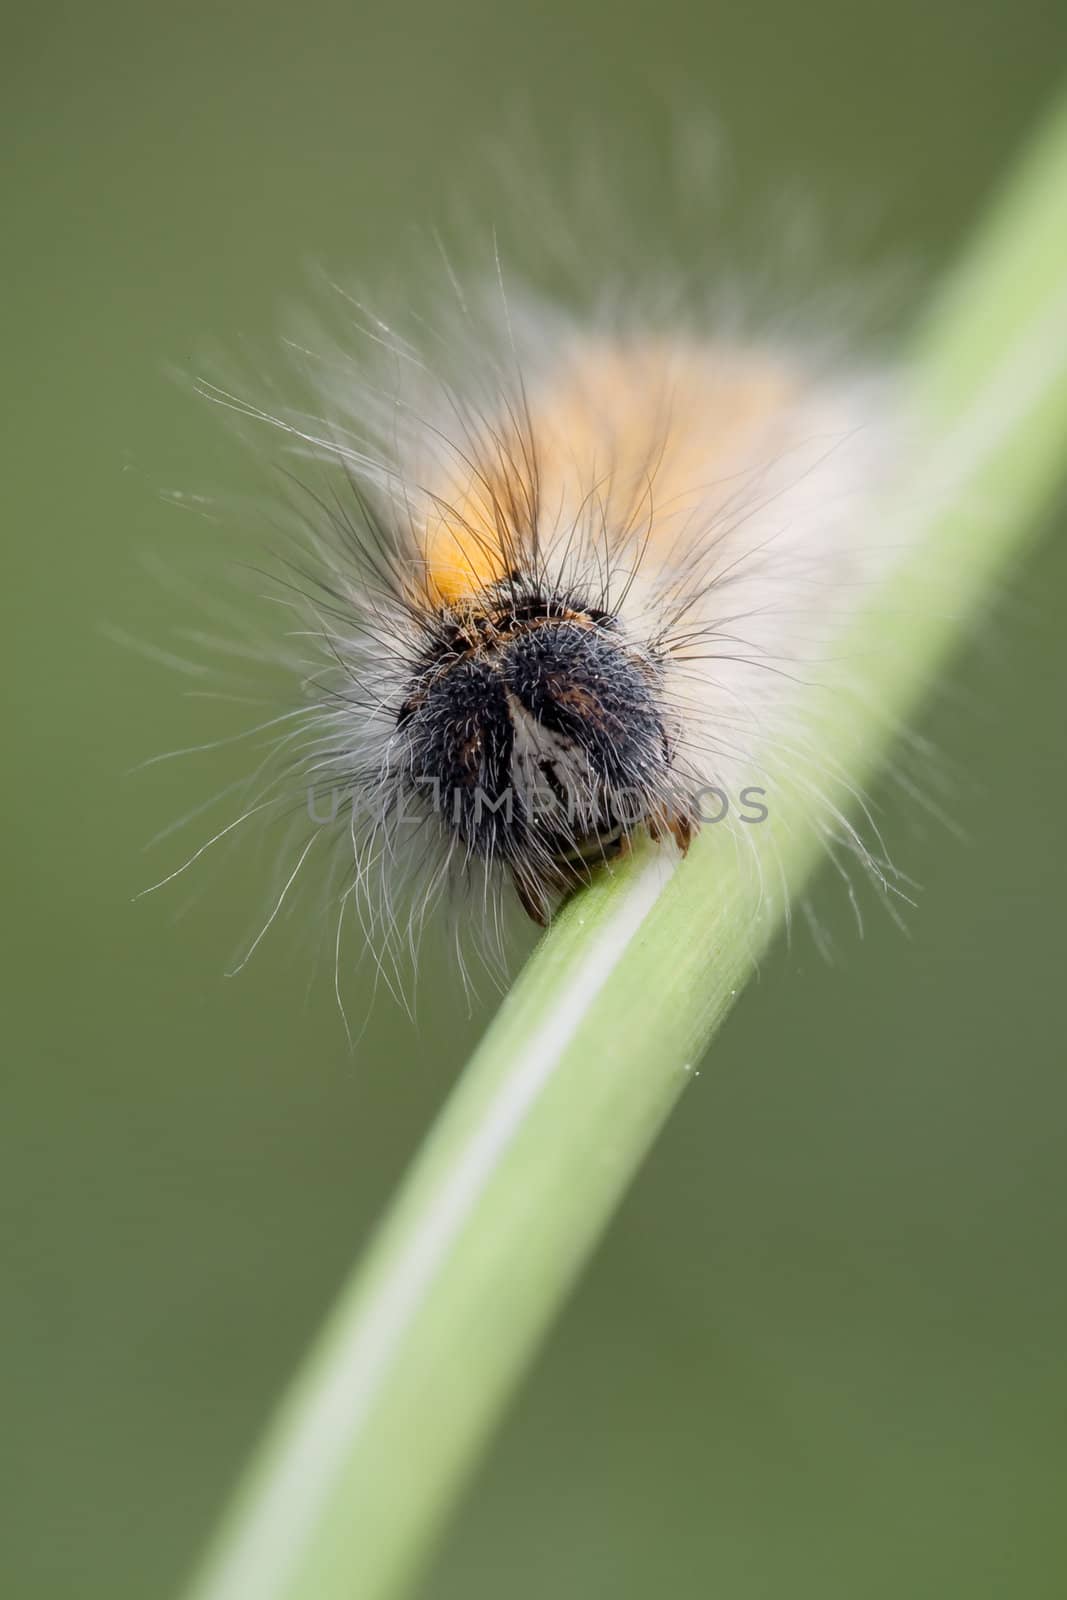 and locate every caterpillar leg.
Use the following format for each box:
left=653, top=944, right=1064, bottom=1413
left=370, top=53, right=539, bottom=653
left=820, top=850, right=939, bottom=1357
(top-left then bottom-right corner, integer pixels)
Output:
left=511, top=870, right=552, bottom=927
left=647, top=808, right=695, bottom=856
